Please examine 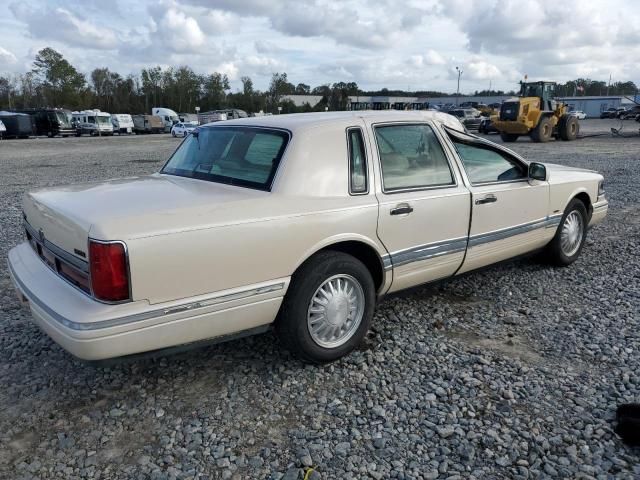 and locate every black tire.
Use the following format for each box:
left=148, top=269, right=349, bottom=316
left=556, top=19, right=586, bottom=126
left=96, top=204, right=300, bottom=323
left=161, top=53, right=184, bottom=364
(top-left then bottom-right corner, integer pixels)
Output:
left=531, top=116, right=553, bottom=142
left=276, top=251, right=376, bottom=363
left=545, top=199, right=588, bottom=266
left=558, top=114, right=579, bottom=140
left=500, top=132, right=519, bottom=142
left=172, top=131, right=176, bottom=137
